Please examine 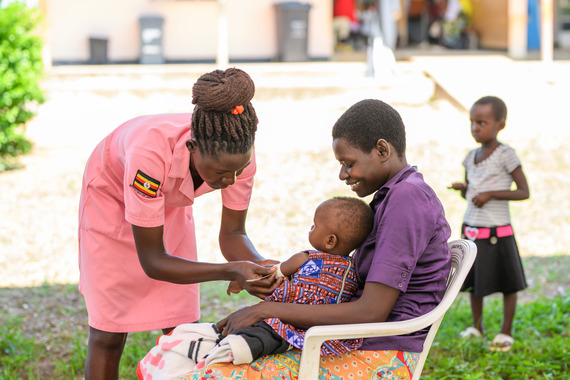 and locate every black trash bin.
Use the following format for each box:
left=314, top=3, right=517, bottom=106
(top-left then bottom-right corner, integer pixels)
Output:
left=274, top=2, right=311, bottom=62
left=139, top=15, right=164, bottom=64
left=89, top=37, right=108, bottom=64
